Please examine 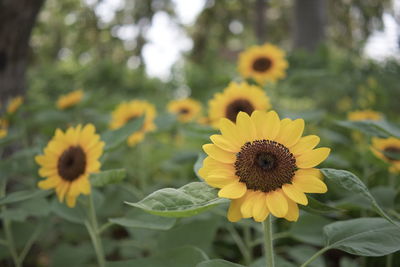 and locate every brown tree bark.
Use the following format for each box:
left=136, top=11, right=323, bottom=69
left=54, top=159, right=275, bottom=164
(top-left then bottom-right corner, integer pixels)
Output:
left=0, top=0, right=45, bottom=107
left=293, top=0, right=327, bottom=51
